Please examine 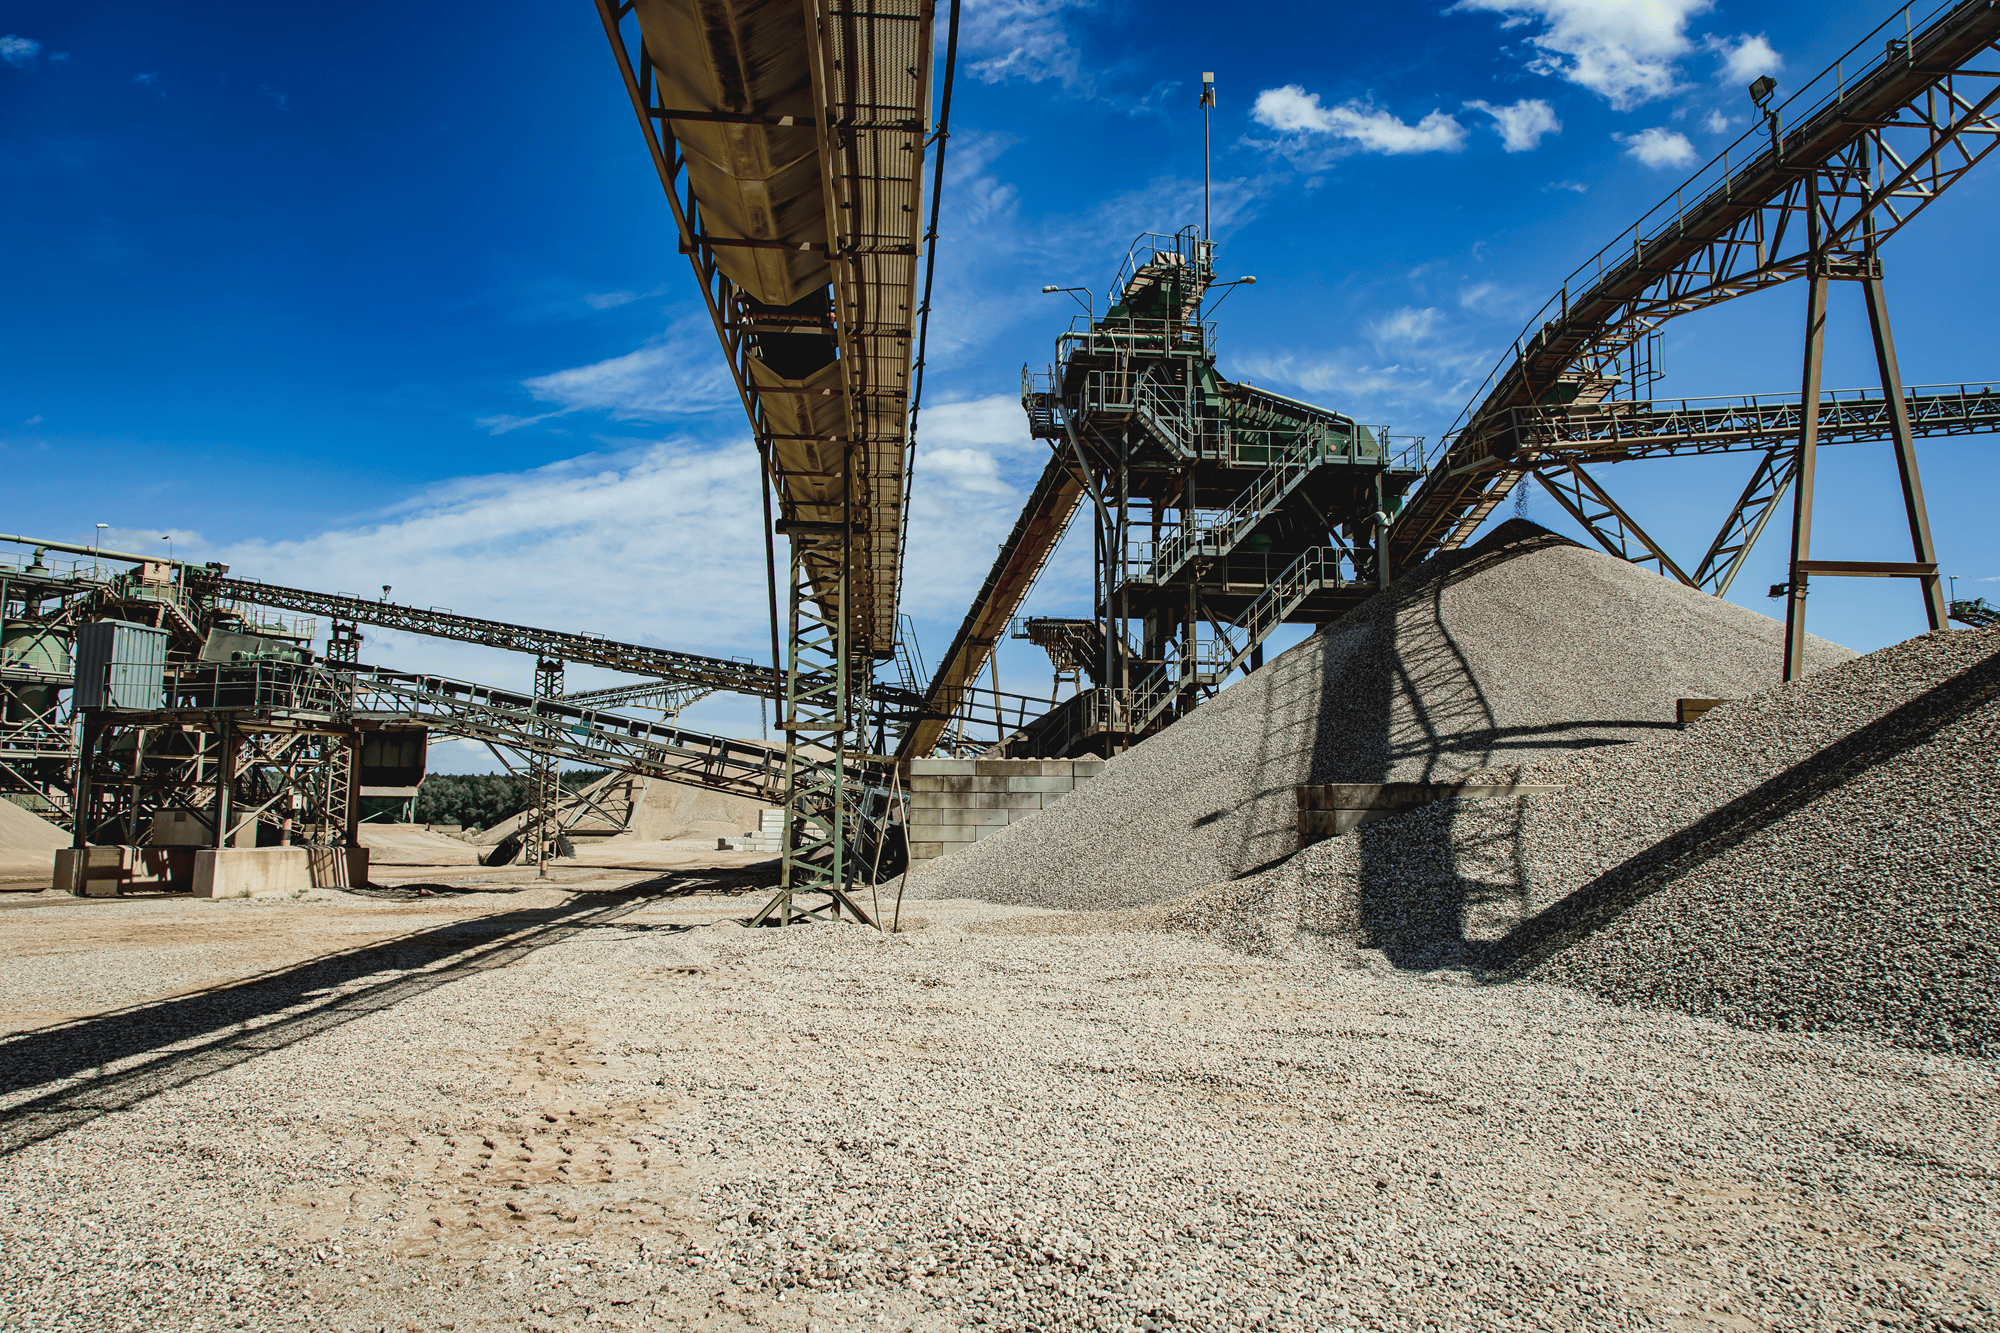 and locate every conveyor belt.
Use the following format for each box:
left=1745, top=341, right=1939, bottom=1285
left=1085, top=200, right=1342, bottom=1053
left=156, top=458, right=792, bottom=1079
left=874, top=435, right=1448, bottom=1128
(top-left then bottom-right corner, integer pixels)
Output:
left=1393, top=0, right=2000, bottom=569
left=897, top=450, right=1087, bottom=758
